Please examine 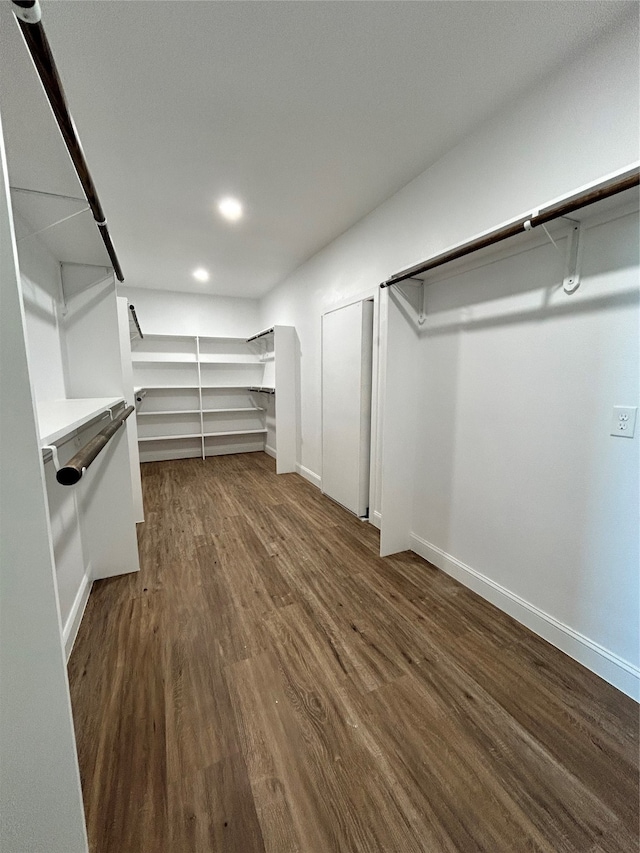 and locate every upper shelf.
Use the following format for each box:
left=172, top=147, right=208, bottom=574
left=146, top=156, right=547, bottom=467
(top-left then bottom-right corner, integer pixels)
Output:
left=37, top=397, right=124, bottom=446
